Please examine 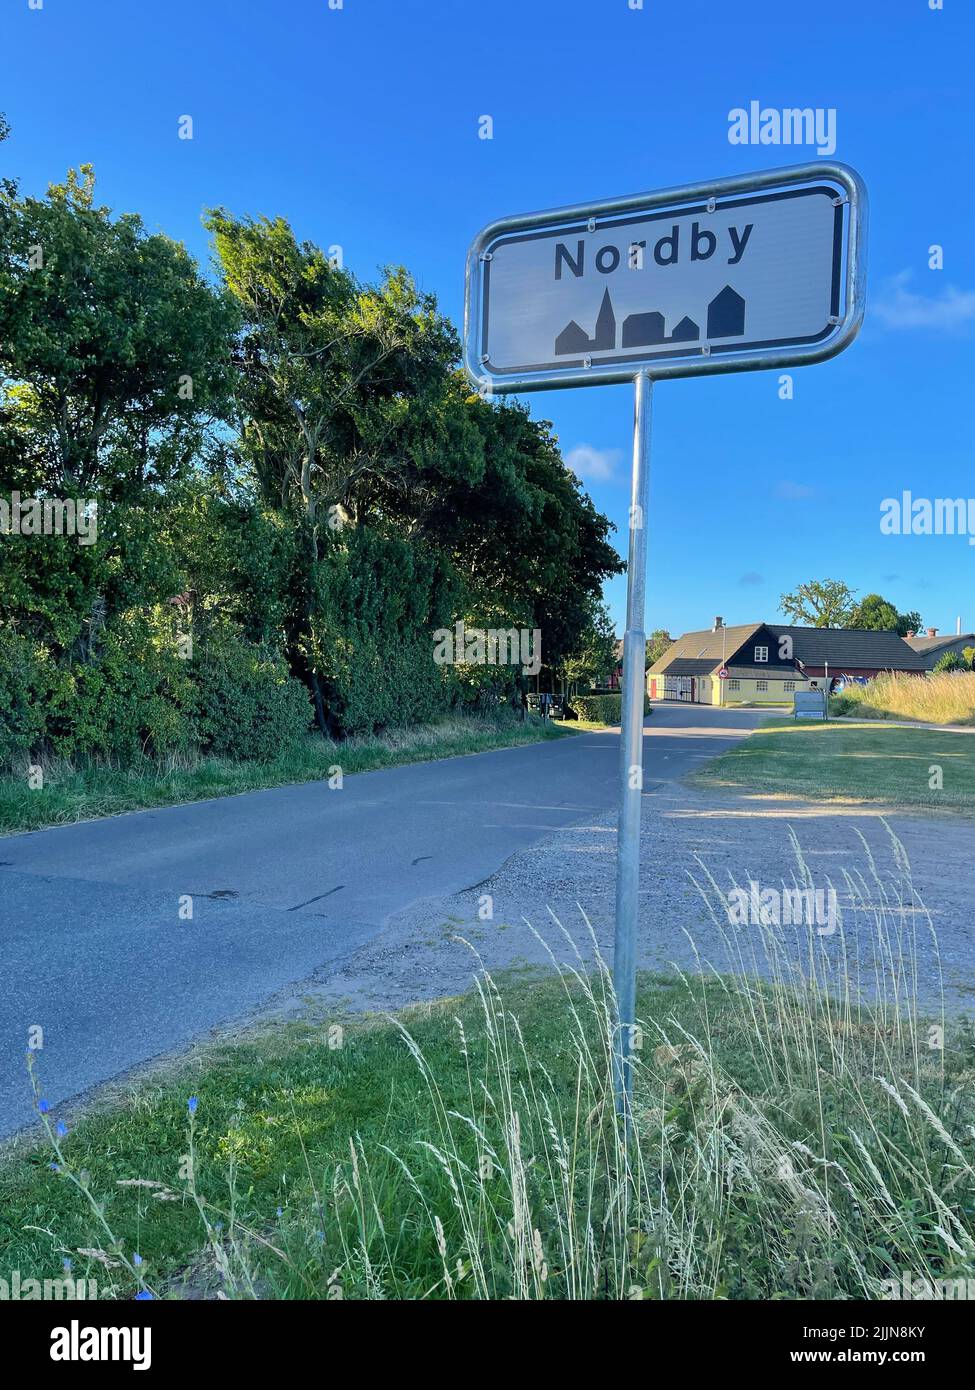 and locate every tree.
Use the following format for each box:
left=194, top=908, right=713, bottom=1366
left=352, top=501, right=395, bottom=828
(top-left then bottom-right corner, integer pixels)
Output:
left=850, top=593, right=923, bottom=636
left=779, top=579, right=856, bottom=628
left=646, top=628, right=672, bottom=667
left=1, top=168, right=237, bottom=497
left=0, top=112, right=17, bottom=198
left=850, top=593, right=899, bottom=631
left=558, top=600, right=618, bottom=695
